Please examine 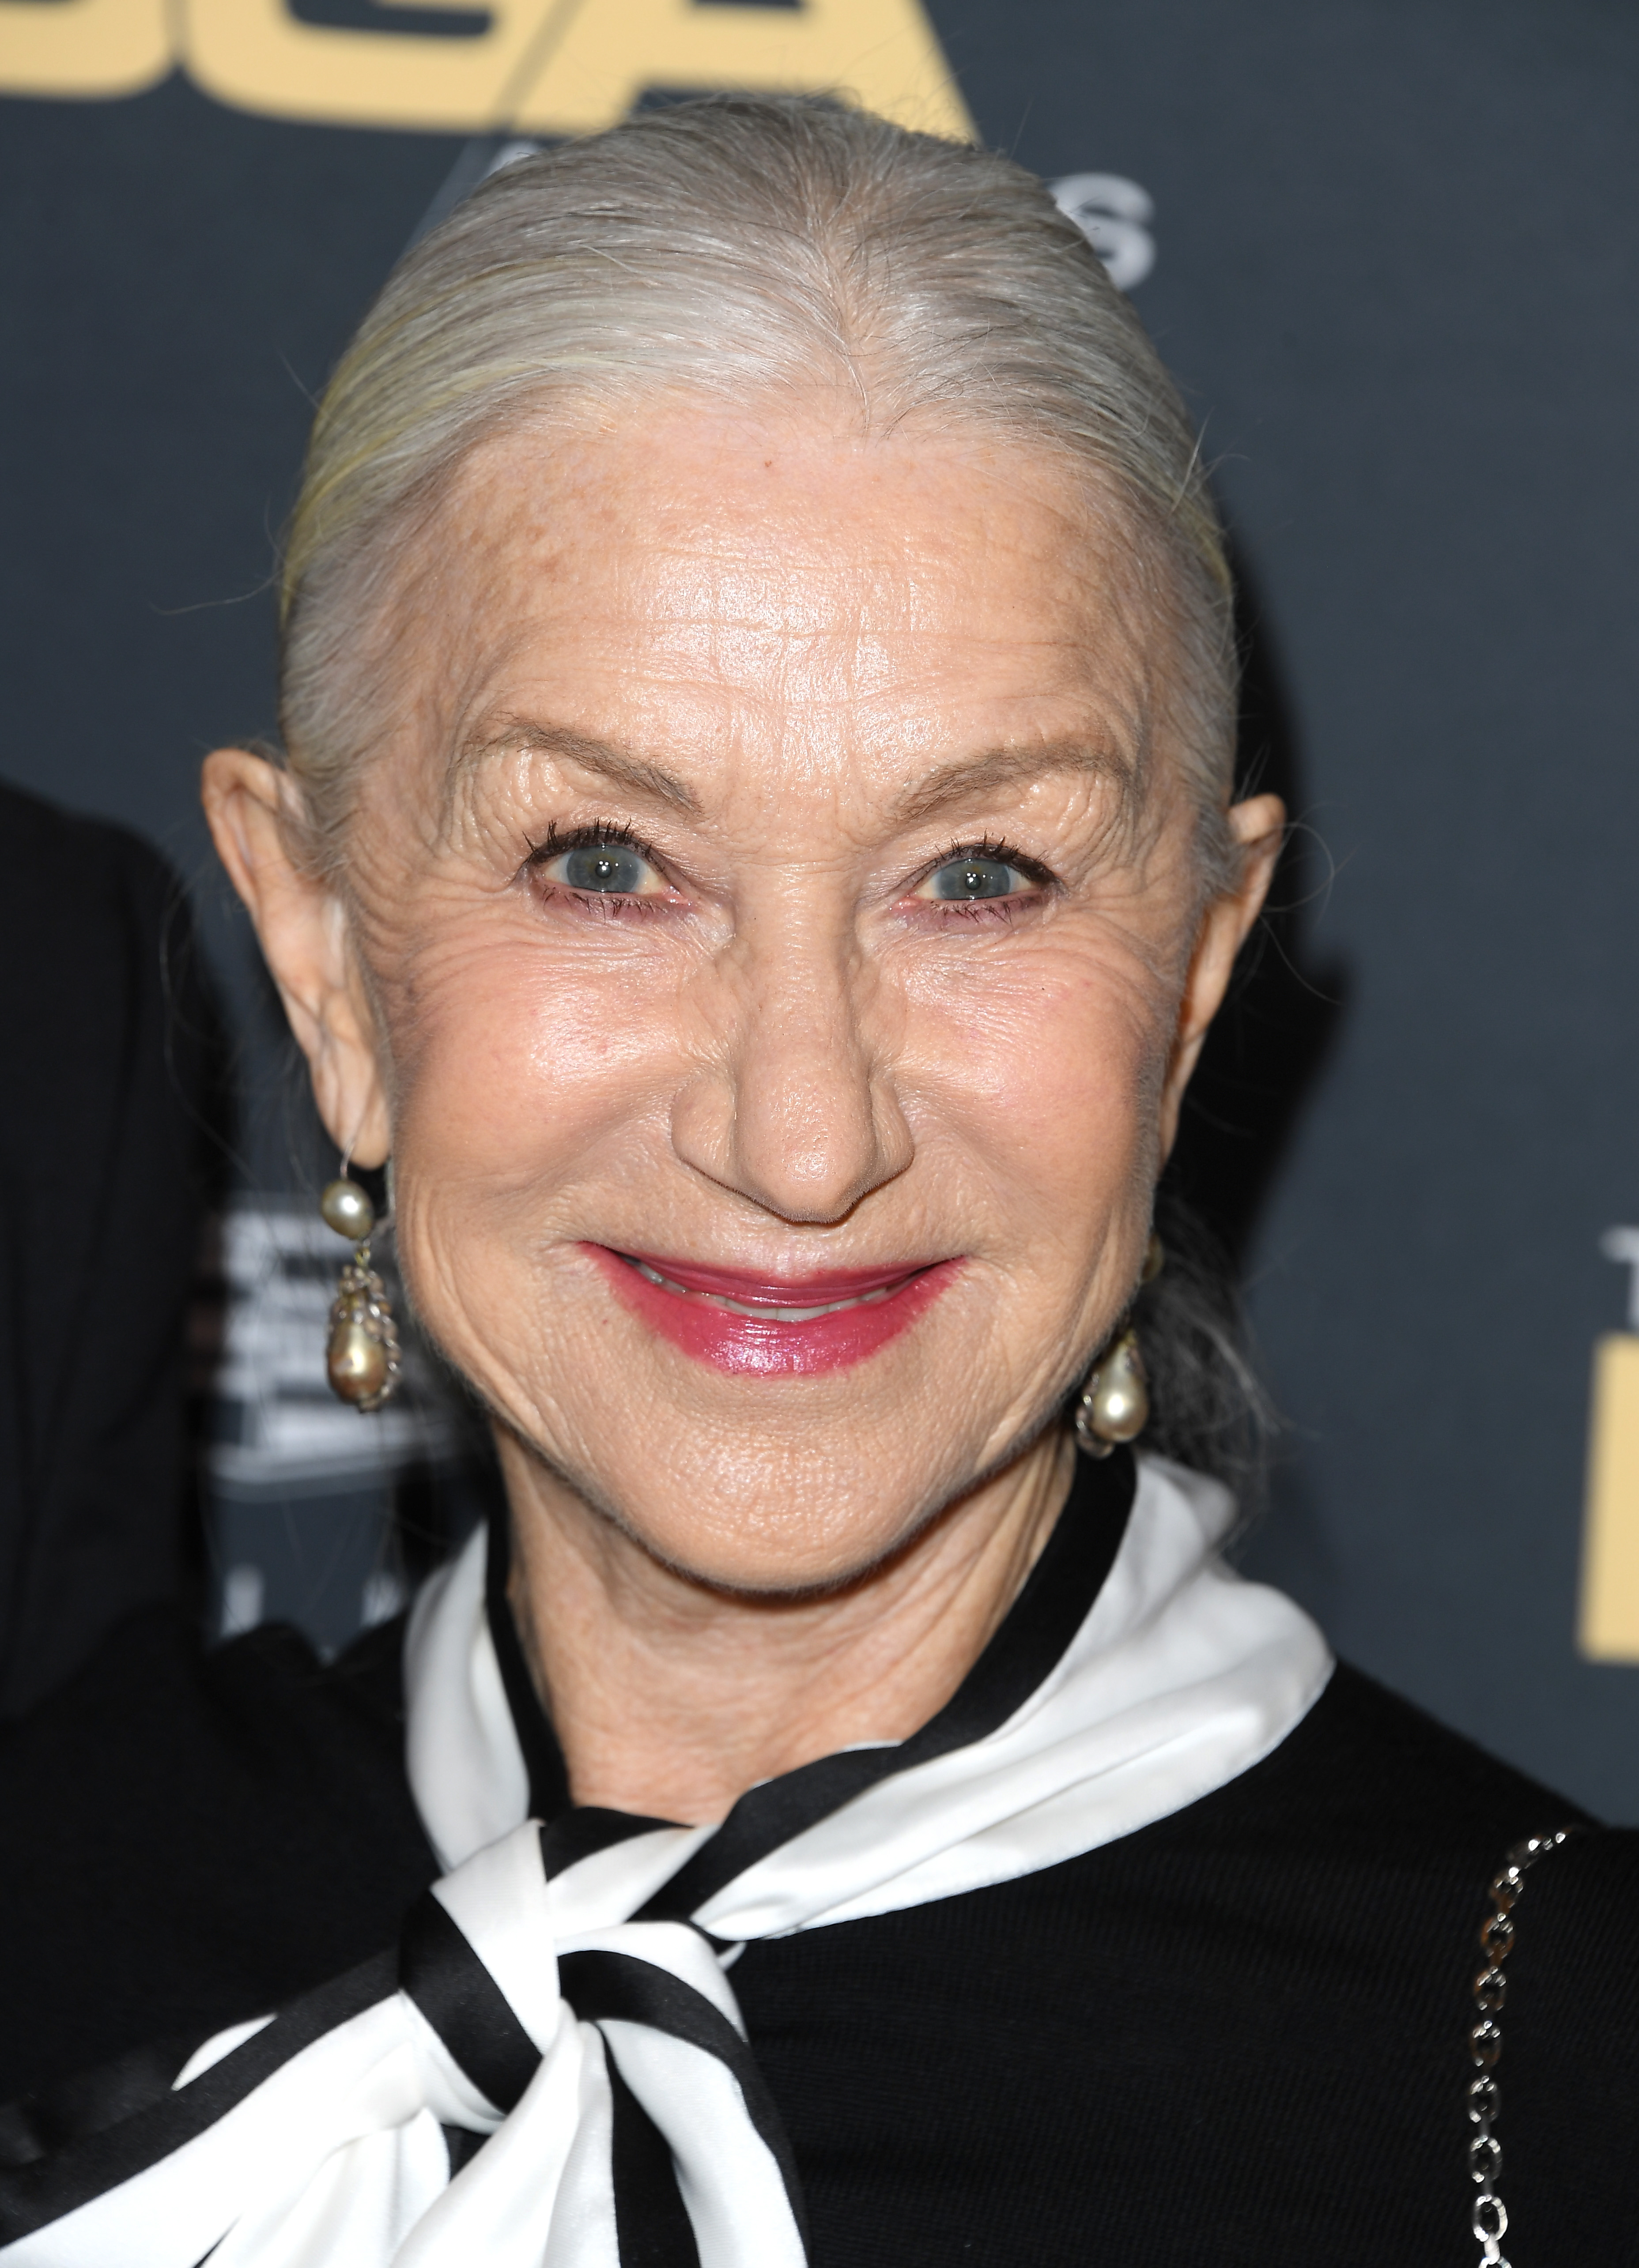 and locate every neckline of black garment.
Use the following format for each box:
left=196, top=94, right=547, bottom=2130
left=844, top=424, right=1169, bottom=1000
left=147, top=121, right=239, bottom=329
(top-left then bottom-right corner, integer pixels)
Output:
left=485, top=1443, right=1137, bottom=1912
